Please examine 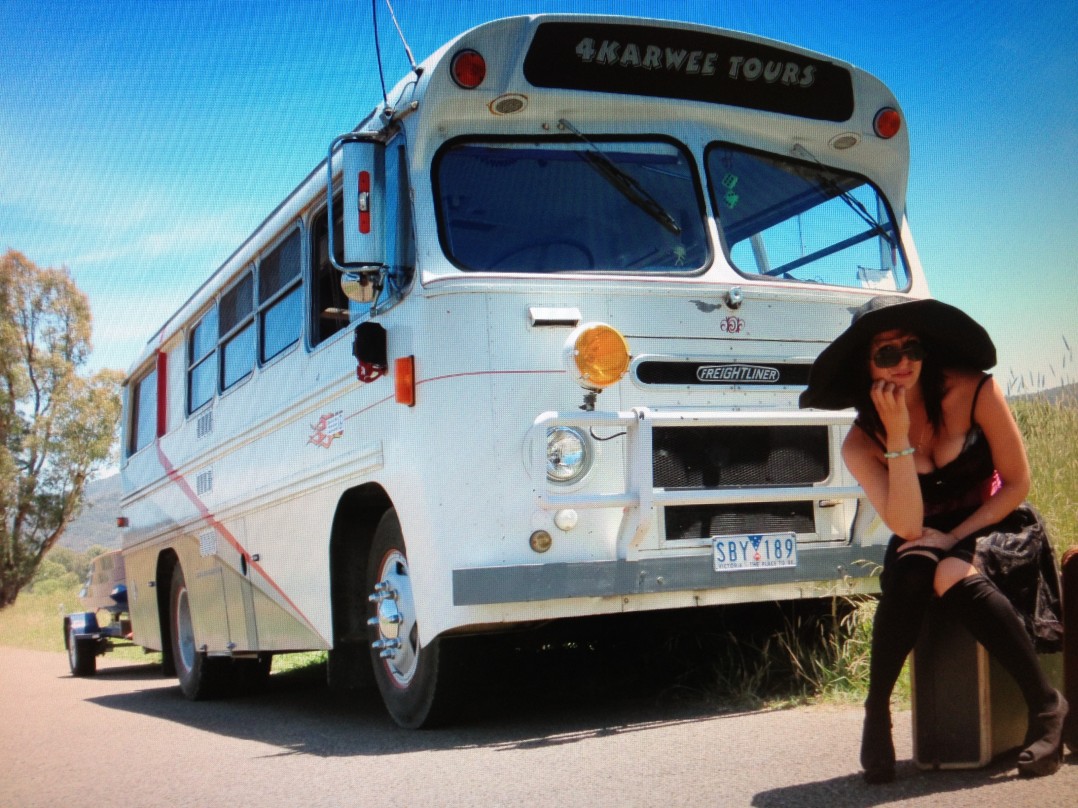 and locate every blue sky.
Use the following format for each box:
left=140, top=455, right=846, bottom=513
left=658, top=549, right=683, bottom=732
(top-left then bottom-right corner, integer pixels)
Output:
left=2, top=0, right=1075, bottom=393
